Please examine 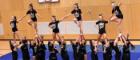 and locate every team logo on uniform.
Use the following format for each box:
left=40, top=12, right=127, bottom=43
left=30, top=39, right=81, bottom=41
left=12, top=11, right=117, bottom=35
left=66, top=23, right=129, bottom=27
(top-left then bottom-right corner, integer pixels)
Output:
left=74, top=12, right=79, bottom=17
left=11, top=23, right=15, bottom=28
left=50, top=24, right=56, bottom=29
left=30, top=13, right=35, bottom=18
left=99, top=23, right=104, bottom=29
